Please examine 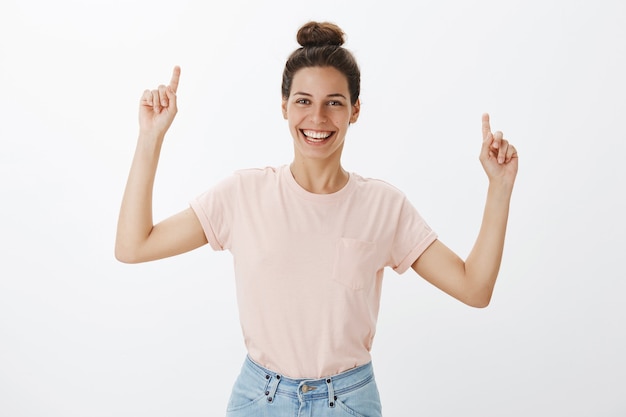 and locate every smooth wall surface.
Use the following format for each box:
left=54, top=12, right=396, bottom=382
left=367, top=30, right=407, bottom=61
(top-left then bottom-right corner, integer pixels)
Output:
left=1, top=1, right=625, bottom=416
